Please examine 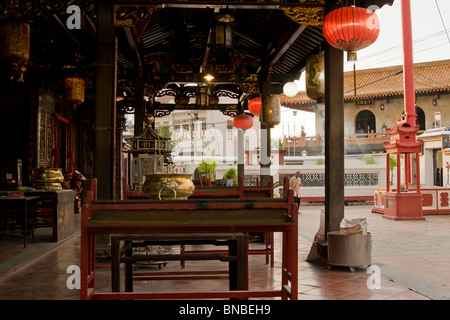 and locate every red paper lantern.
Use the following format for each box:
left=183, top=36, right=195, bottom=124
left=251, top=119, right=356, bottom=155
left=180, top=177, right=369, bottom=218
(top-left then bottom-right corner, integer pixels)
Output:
left=323, top=6, right=380, bottom=61
left=233, top=113, right=254, bottom=131
left=248, top=97, right=261, bottom=116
